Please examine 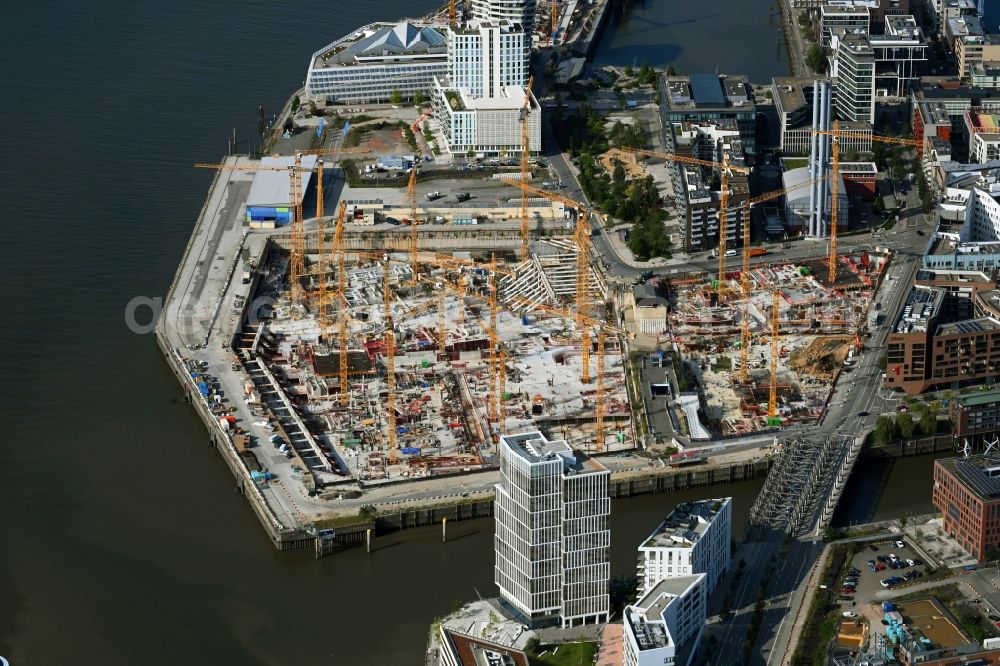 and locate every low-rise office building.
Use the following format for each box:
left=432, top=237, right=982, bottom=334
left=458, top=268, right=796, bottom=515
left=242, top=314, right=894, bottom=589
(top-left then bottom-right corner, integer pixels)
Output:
left=304, top=22, right=447, bottom=105
left=933, top=455, right=1000, bottom=561
left=951, top=389, right=1000, bottom=437
left=659, top=74, right=758, bottom=154
left=636, top=498, right=732, bottom=596
left=884, top=268, right=1000, bottom=394
left=623, top=574, right=707, bottom=666
left=971, top=61, right=1000, bottom=89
